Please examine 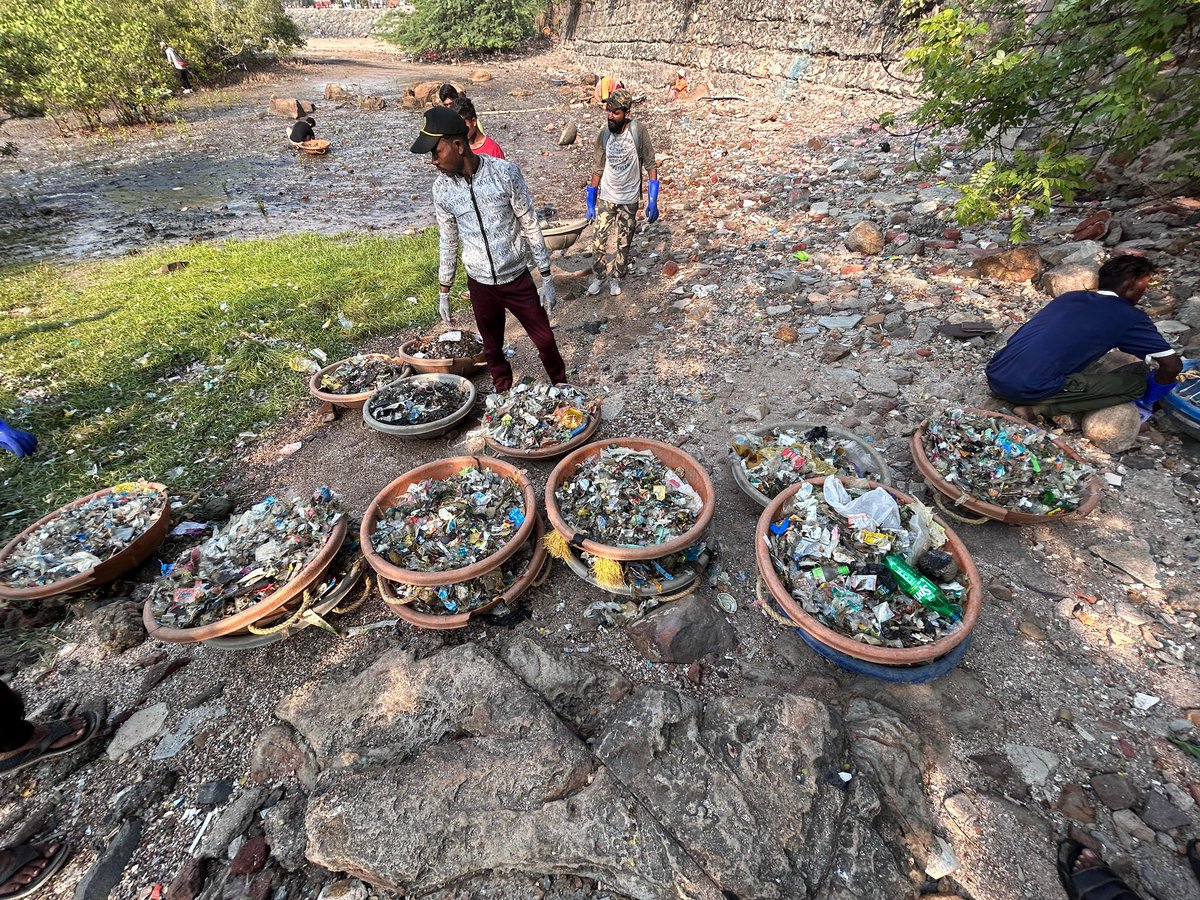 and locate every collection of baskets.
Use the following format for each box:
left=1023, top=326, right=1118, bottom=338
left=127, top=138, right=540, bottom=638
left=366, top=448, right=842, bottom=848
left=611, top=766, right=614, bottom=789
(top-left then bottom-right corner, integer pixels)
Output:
left=2, top=310, right=1114, bottom=680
